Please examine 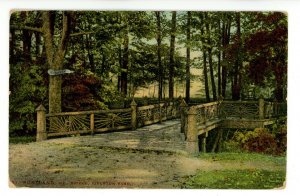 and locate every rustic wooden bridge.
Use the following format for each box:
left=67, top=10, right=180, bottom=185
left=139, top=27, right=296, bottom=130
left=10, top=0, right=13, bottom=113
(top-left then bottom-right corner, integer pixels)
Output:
left=36, top=98, right=286, bottom=154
